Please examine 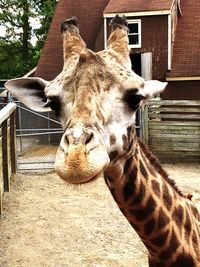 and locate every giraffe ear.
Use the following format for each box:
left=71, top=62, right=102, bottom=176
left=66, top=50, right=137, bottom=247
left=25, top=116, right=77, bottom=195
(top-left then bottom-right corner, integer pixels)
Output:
left=139, top=80, right=167, bottom=98
left=5, top=77, right=51, bottom=112
left=123, top=81, right=167, bottom=111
